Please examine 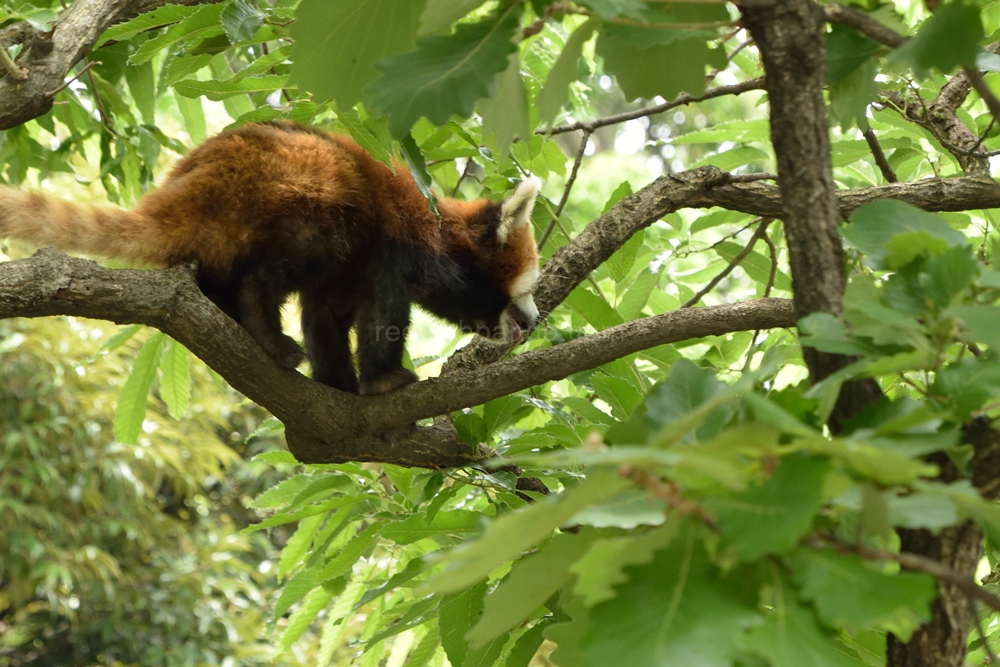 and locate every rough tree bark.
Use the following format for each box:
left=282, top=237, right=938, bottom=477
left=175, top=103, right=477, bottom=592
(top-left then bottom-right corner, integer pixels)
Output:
left=741, top=3, right=989, bottom=666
